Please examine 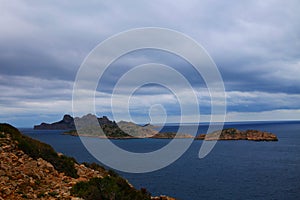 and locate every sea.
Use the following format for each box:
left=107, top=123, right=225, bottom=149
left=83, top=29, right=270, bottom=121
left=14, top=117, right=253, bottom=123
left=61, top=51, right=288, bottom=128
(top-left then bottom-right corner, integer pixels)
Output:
left=19, top=121, right=300, bottom=200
